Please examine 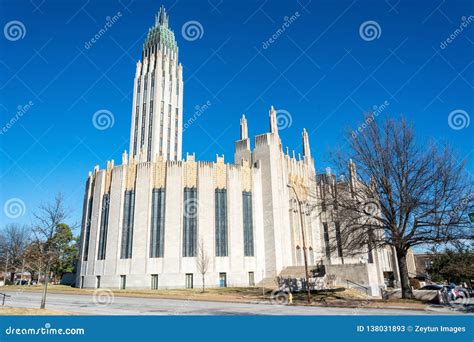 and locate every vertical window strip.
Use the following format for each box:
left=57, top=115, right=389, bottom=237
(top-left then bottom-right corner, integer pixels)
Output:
left=97, top=194, right=110, bottom=260
left=323, top=222, right=331, bottom=259
left=121, top=190, right=135, bottom=259
left=183, top=187, right=197, bottom=257
left=215, top=189, right=228, bottom=257
left=83, top=197, right=93, bottom=261
left=147, top=99, right=154, bottom=161
left=243, top=192, right=254, bottom=257
left=335, top=222, right=343, bottom=258
left=150, top=188, right=166, bottom=258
